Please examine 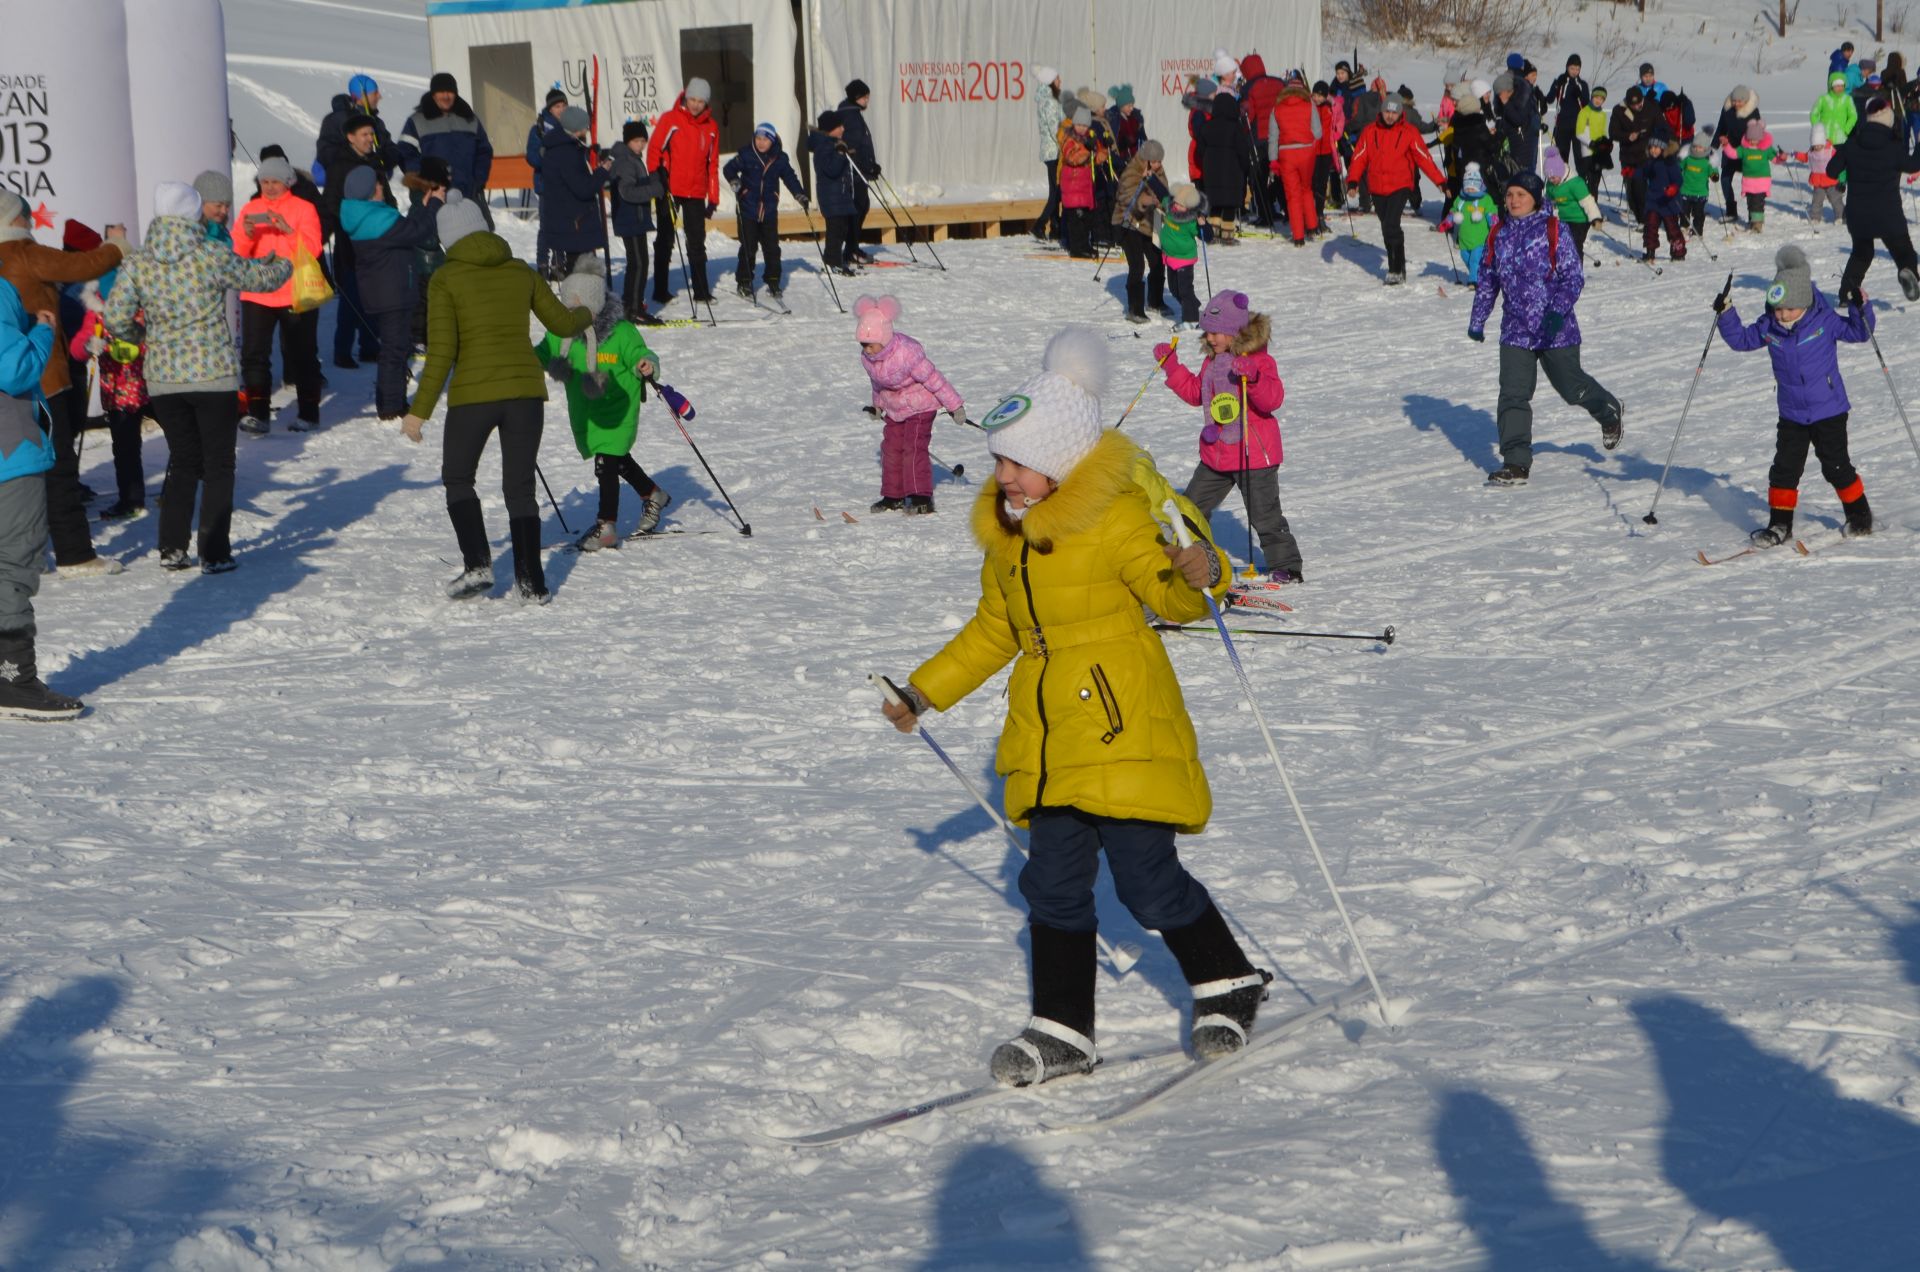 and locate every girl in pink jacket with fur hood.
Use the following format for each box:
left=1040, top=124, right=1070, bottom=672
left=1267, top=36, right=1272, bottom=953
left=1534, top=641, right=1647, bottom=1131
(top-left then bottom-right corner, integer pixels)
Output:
left=1154, top=289, right=1306, bottom=581
left=856, top=295, right=965, bottom=513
